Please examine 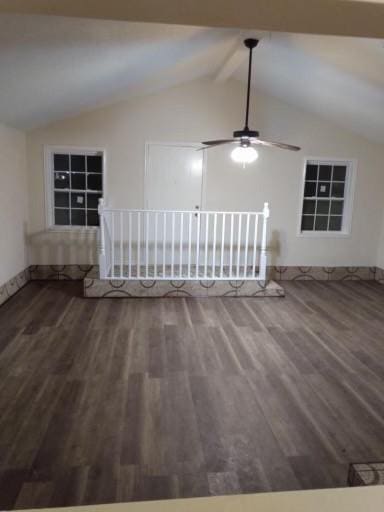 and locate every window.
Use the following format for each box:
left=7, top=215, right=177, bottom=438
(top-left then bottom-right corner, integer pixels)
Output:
left=299, top=159, right=355, bottom=235
left=45, top=147, right=104, bottom=228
